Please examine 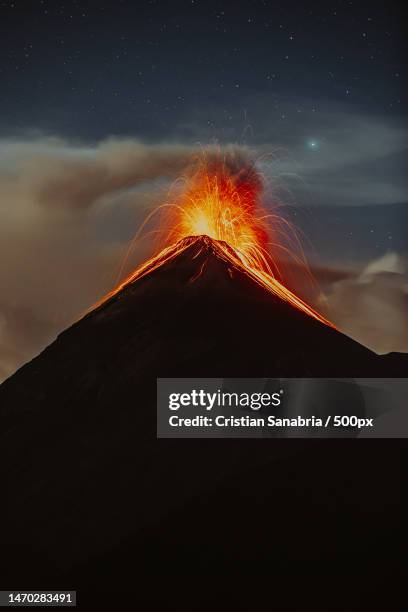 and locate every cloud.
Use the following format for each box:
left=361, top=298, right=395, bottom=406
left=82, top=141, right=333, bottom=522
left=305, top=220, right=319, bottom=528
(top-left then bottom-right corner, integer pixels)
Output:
left=323, top=252, right=408, bottom=354
left=265, top=106, right=408, bottom=207
left=1, top=136, right=194, bottom=211
left=0, top=132, right=406, bottom=382
left=0, top=135, right=198, bottom=381
left=173, top=96, right=408, bottom=207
